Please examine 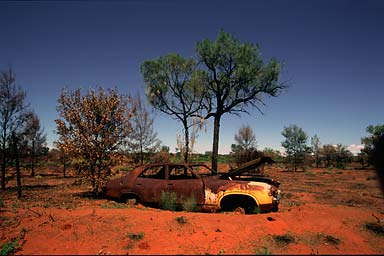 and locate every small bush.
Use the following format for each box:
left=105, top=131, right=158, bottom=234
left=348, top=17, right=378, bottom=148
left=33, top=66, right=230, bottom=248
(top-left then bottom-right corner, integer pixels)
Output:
left=323, top=234, right=341, bottom=245
left=126, top=232, right=145, bottom=241
left=272, top=234, right=295, bottom=247
left=0, top=240, right=19, bottom=255
left=365, top=222, right=384, bottom=236
left=0, top=198, right=5, bottom=209
left=150, top=151, right=171, bottom=163
left=300, top=232, right=341, bottom=247
left=175, top=216, right=187, bottom=224
left=254, top=246, right=271, bottom=255
left=100, top=202, right=129, bottom=209
left=116, top=166, right=131, bottom=172
left=160, top=191, right=177, bottom=211
left=182, top=194, right=197, bottom=212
